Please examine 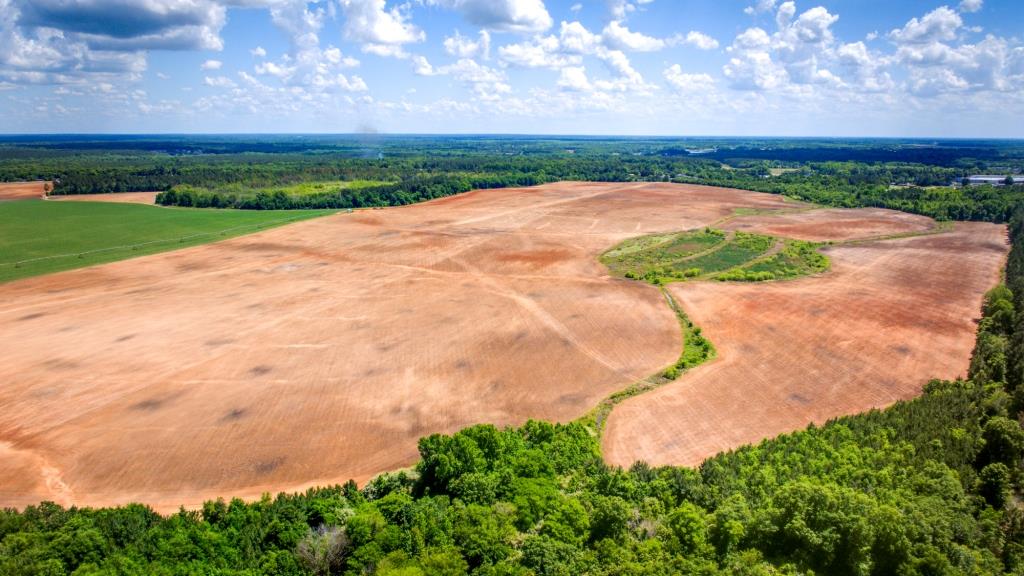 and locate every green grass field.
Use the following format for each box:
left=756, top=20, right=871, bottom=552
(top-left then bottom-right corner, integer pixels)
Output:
left=166, top=179, right=395, bottom=199
left=241, top=179, right=395, bottom=197
left=0, top=200, right=335, bottom=283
